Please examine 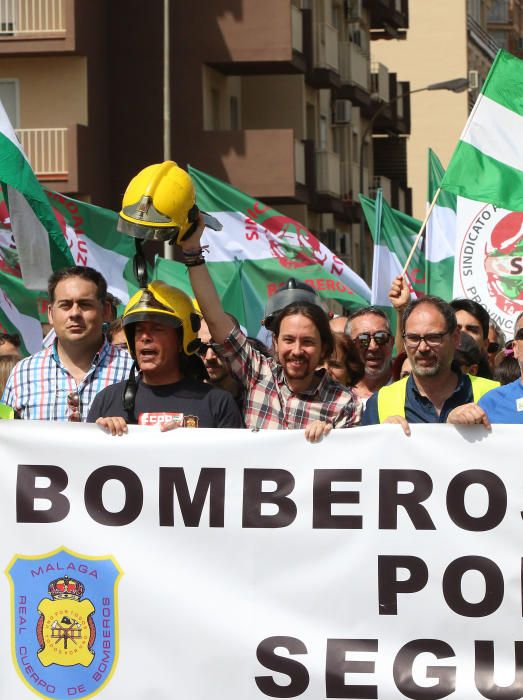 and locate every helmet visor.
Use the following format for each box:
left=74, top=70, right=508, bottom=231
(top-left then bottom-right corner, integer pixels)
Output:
left=117, top=216, right=179, bottom=242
